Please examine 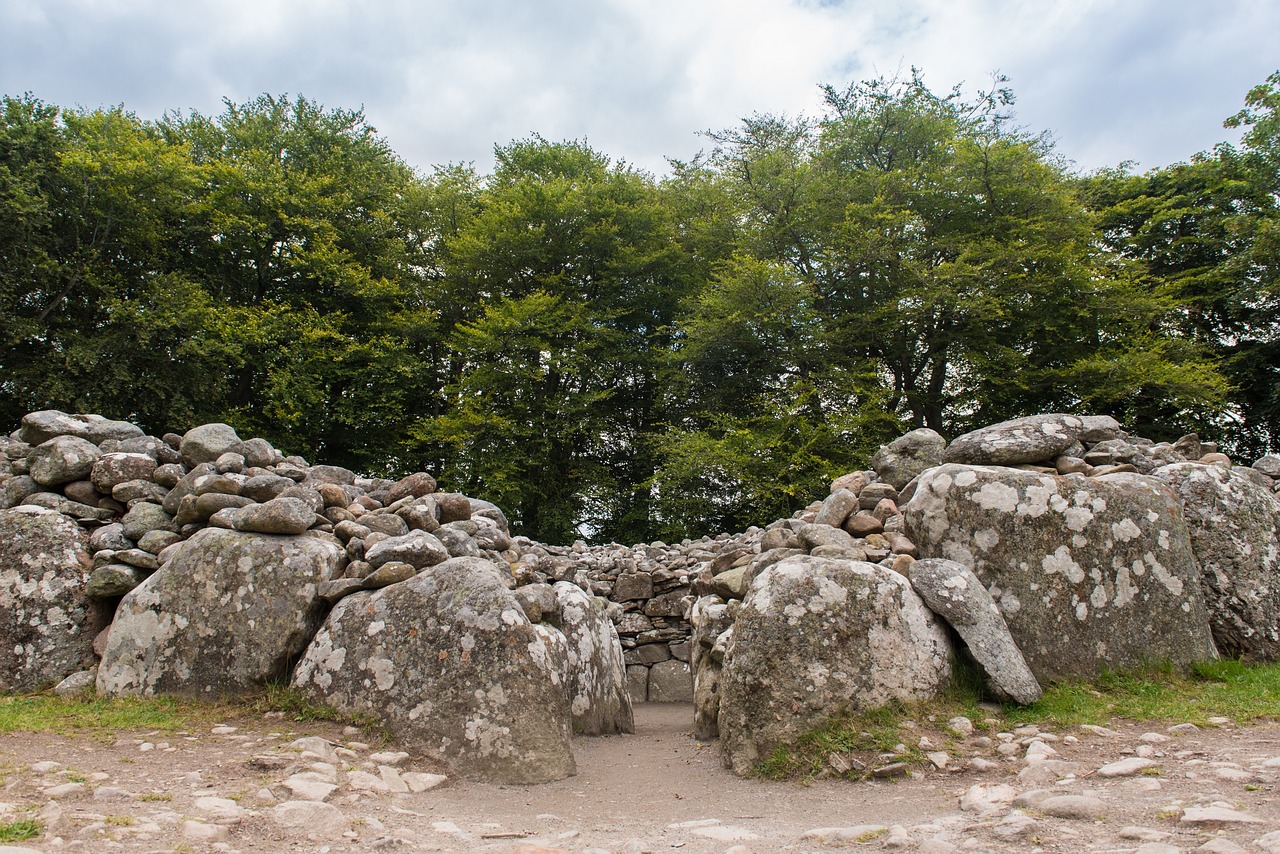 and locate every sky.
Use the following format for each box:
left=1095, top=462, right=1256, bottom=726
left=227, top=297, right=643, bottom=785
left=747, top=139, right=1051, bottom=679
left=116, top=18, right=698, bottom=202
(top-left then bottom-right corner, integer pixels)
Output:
left=2, top=0, right=1276, bottom=178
